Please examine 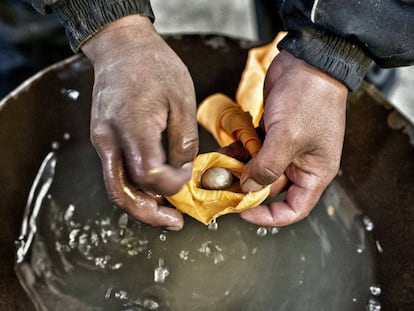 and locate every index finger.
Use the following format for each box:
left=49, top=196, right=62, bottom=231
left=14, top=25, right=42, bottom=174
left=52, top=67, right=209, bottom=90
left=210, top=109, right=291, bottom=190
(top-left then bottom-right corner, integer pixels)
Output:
left=119, top=110, right=193, bottom=196
left=93, top=126, right=184, bottom=230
